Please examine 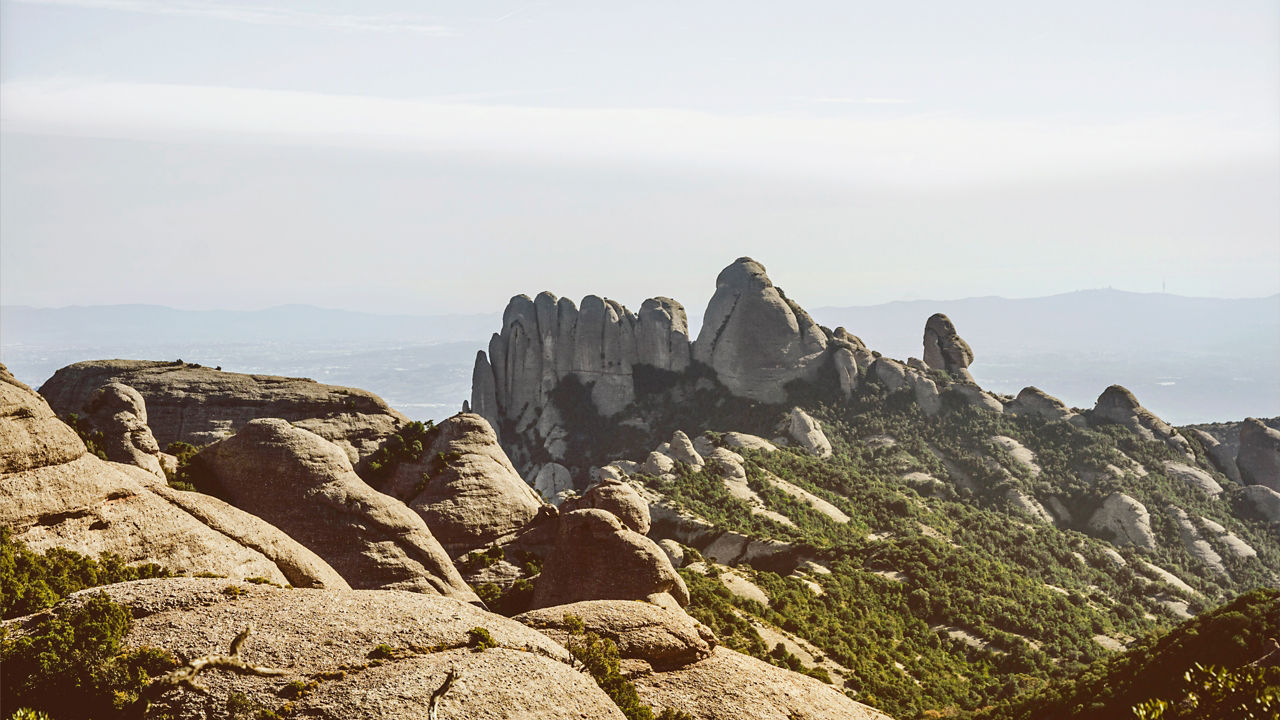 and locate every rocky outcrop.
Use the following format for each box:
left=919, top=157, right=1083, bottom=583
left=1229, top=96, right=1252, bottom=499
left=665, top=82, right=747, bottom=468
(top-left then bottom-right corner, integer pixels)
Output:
left=81, top=382, right=167, bottom=477
left=1163, top=461, right=1223, bottom=497
left=563, top=478, right=652, bottom=534
left=1237, top=417, right=1280, bottom=490
left=1088, top=385, right=1192, bottom=460
left=532, top=509, right=688, bottom=609
left=1235, top=485, right=1280, bottom=526
left=1, top=366, right=347, bottom=588
left=20, top=578, right=625, bottom=720
left=692, top=258, right=828, bottom=403
left=633, top=646, right=892, bottom=720
left=533, top=462, right=575, bottom=505
left=39, top=360, right=407, bottom=463
left=196, top=419, right=476, bottom=600
left=1006, top=387, right=1082, bottom=425
left=668, top=430, right=704, bottom=468
left=1088, top=493, right=1157, bottom=550
left=516, top=600, right=716, bottom=670
left=947, top=383, right=1005, bottom=413
left=720, top=432, right=778, bottom=453
left=785, top=408, right=832, bottom=458
left=1, top=365, right=85, bottom=474
left=870, top=357, right=909, bottom=392
left=1005, top=489, right=1053, bottom=524
left=1167, top=507, right=1226, bottom=576
left=922, top=313, right=975, bottom=382
left=1187, top=429, right=1242, bottom=484
left=377, top=413, right=545, bottom=556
